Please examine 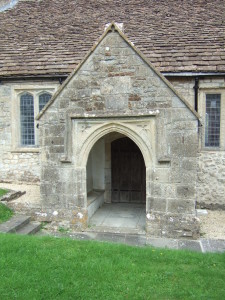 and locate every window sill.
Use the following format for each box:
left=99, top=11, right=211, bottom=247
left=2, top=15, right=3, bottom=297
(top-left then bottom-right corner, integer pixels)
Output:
left=201, top=147, right=225, bottom=152
left=11, top=148, right=40, bottom=153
